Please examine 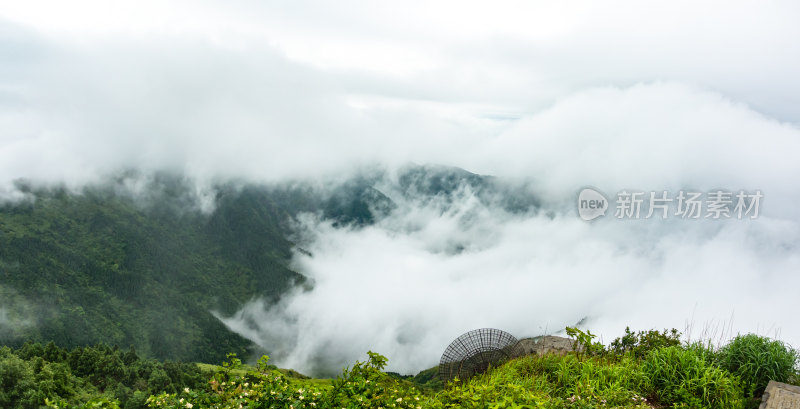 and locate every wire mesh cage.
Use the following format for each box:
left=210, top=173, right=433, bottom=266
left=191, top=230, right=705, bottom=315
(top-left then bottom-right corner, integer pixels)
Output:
left=438, top=328, right=524, bottom=383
